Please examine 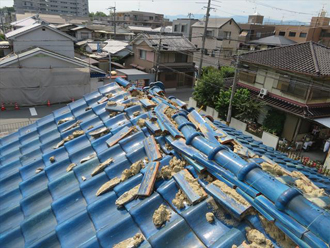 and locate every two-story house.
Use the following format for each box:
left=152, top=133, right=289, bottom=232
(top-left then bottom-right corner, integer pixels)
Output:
left=1, top=23, right=106, bottom=106
left=172, top=18, right=199, bottom=41
left=238, top=41, right=330, bottom=143
left=191, top=18, right=241, bottom=67
left=125, top=33, right=196, bottom=88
